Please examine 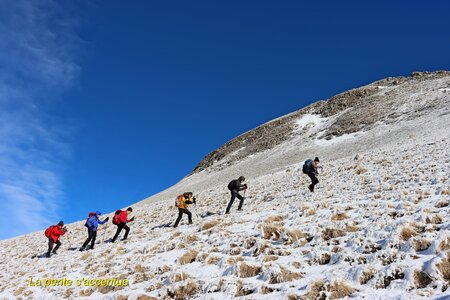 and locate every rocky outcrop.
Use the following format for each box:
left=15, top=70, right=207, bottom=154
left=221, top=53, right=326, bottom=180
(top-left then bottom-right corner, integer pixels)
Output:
left=191, top=71, right=450, bottom=174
